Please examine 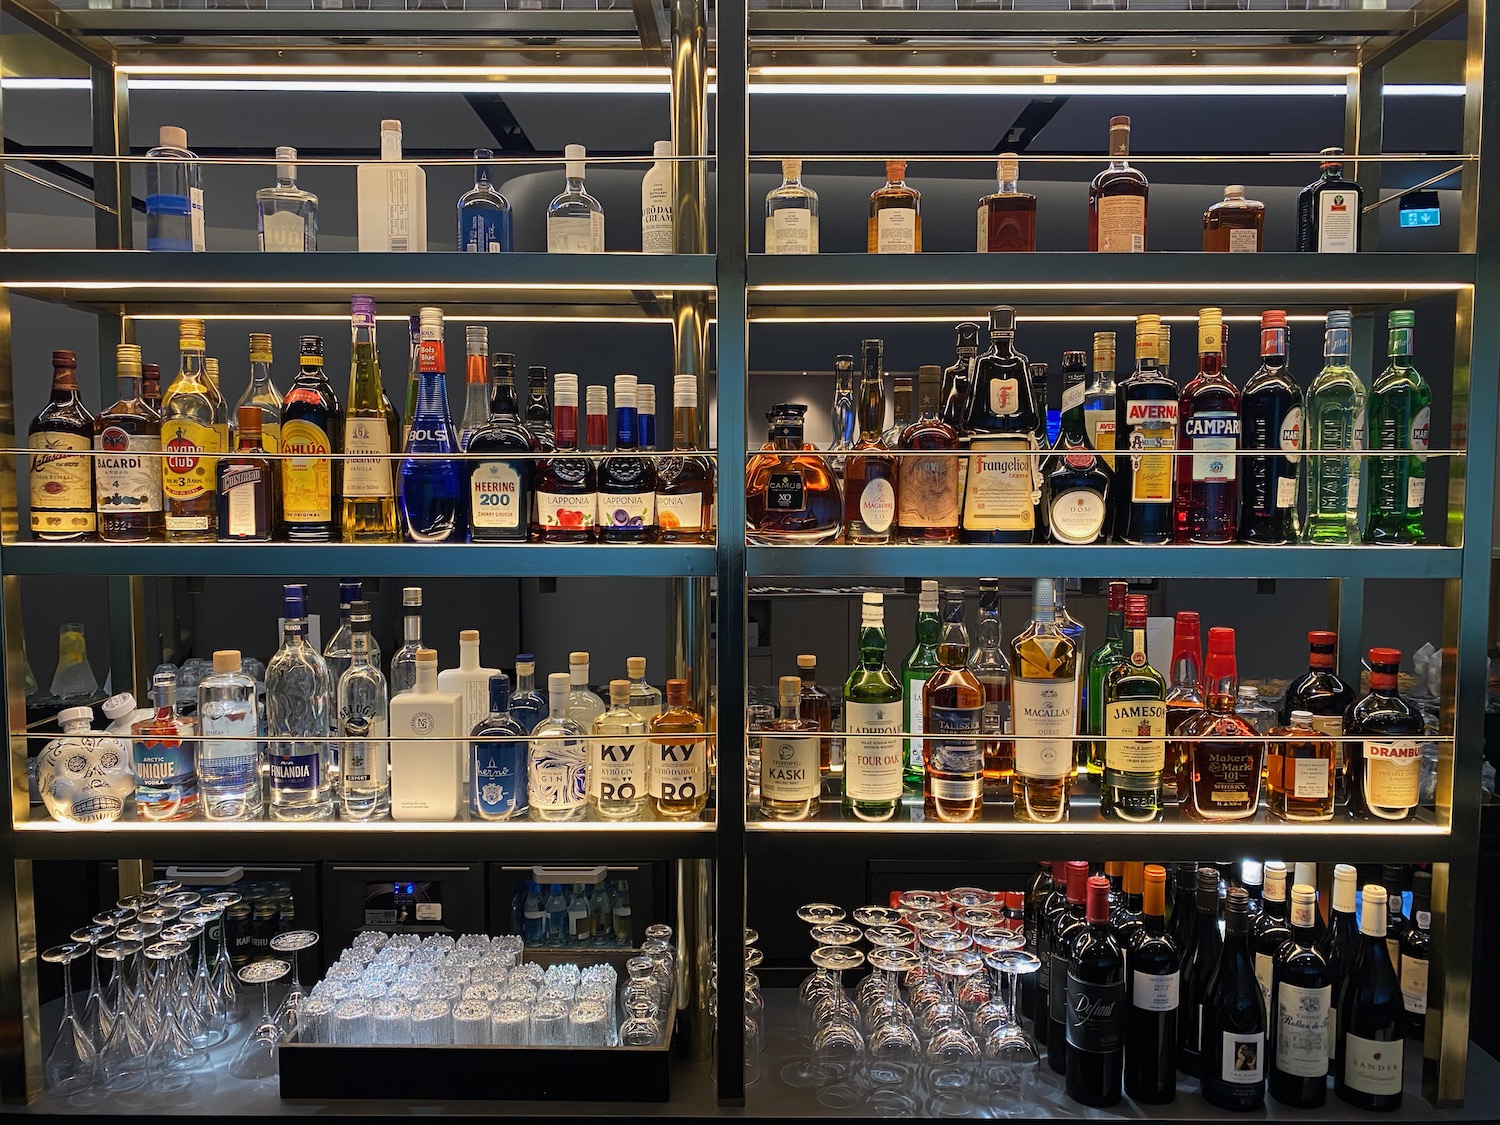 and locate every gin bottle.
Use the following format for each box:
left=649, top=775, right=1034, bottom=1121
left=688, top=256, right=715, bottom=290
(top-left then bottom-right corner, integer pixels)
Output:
left=626, top=656, right=663, bottom=724
left=458, top=325, right=490, bottom=452
left=510, top=654, right=548, bottom=733
left=437, top=629, right=501, bottom=742
left=389, top=586, right=422, bottom=697
left=131, top=670, right=200, bottom=821
left=567, top=651, right=607, bottom=729
left=471, top=673, right=528, bottom=821
left=389, top=649, right=463, bottom=821
left=591, top=680, right=650, bottom=821
left=398, top=306, right=464, bottom=542
left=842, top=592, right=904, bottom=822
left=237, top=333, right=284, bottom=453
left=145, top=126, right=204, bottom=252
left=764, top=158, right=819, bottom=254
left=322, top=578, right=366, bottom=689
left=265, top=583, right=335, bottom=821
left=529, top=672, right=588, bottom=822
left=546, top=144, right=605, bottom=253
left=1303, top=310, right=1365, bottom=544
left=256, top=147, right=317, bottom=252
left=1363, top=309, right=1430, bottom=545
left=649, top=678, right=710, bottom=820
left=456, top=148, right=512, bottom=253
left=337, top=600, right=390, bottom=821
